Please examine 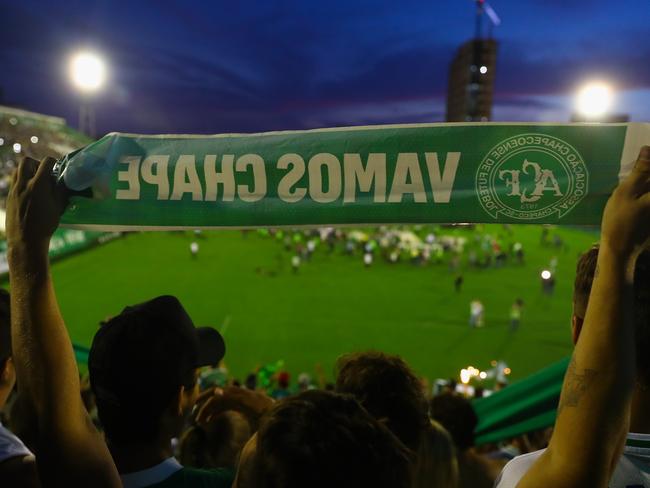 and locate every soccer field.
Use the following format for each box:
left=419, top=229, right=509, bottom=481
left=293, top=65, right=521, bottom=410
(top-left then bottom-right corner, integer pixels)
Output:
left=37, top=224, right=598, bottom=384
